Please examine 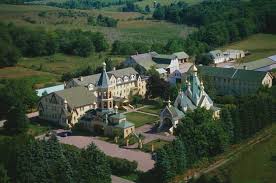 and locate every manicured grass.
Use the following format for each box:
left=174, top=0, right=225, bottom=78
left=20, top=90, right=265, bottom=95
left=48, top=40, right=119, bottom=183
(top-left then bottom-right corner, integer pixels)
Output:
left=138, top=105, right=162, bottom=115
left=142, top=139, right=169, bottom=153
left=125, top=112, right=158, bottom=127
left=221, top=34, right=276, bottom=63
